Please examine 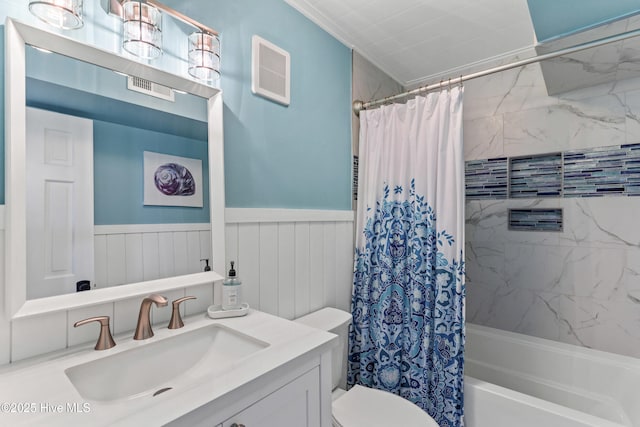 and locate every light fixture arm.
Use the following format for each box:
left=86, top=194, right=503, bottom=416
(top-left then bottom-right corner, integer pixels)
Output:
left=109, top=0, right=218, bottom=36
